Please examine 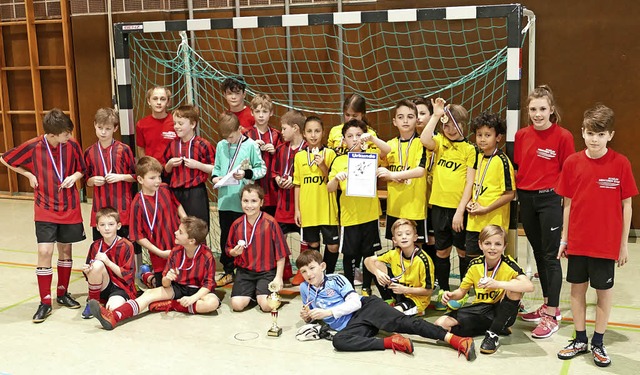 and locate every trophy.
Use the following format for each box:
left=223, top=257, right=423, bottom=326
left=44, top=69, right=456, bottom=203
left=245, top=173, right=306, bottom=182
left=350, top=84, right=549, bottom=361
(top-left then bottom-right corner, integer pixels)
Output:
left=266, top=282, right=282, bottom=337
